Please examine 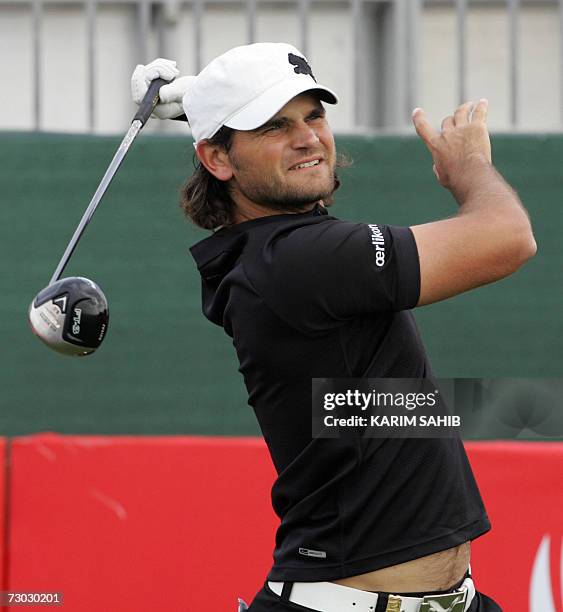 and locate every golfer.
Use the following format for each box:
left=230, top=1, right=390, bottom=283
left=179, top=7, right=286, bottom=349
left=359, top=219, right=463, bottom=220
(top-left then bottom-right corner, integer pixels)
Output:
left=131, top=43, right=536, bottom=612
